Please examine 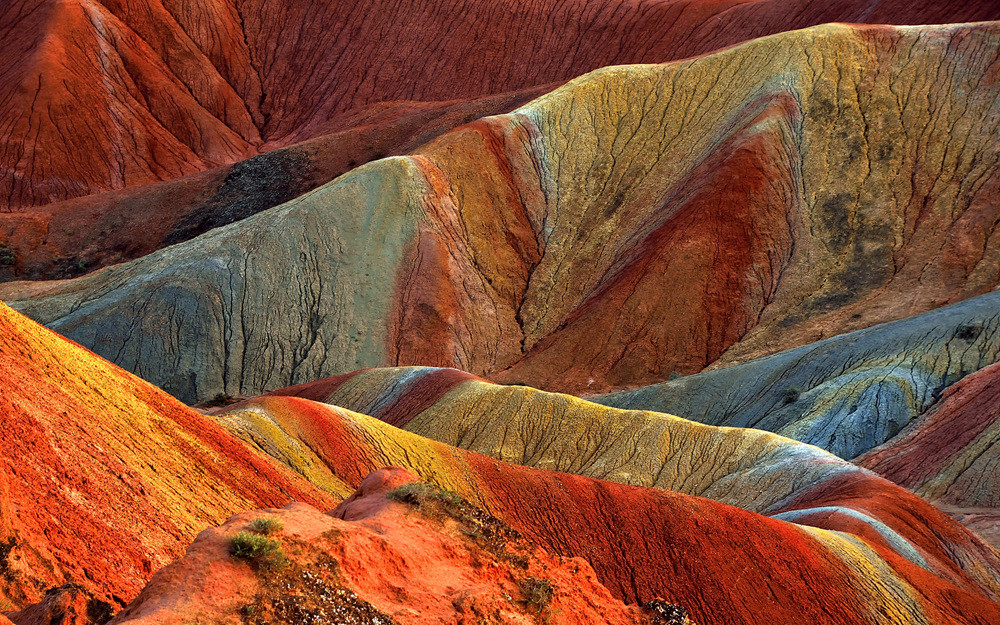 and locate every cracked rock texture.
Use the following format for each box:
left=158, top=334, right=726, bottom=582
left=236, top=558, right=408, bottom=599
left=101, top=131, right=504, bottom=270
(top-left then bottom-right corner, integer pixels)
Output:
left=2, top=0, right=997, bottom=213
left=0, top=303, right=336, bottom=610
left=7, top=23, right=1000, bottom=403
left=215, top=394, right=1000, bottom=625
left=598, top=289, right=1000, bottom=460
